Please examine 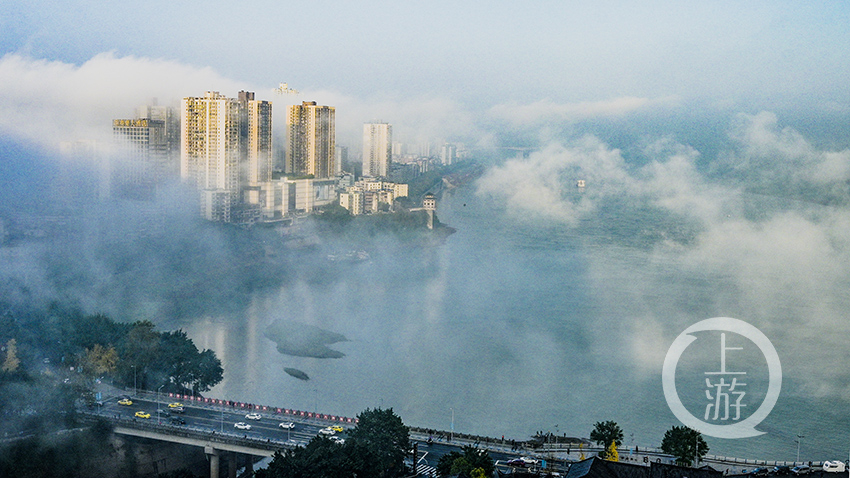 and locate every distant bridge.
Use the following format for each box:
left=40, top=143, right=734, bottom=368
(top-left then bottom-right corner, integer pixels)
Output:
left=84, top=390, right=827, bottom=477
left=81, top=412, right=281, bottom=478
